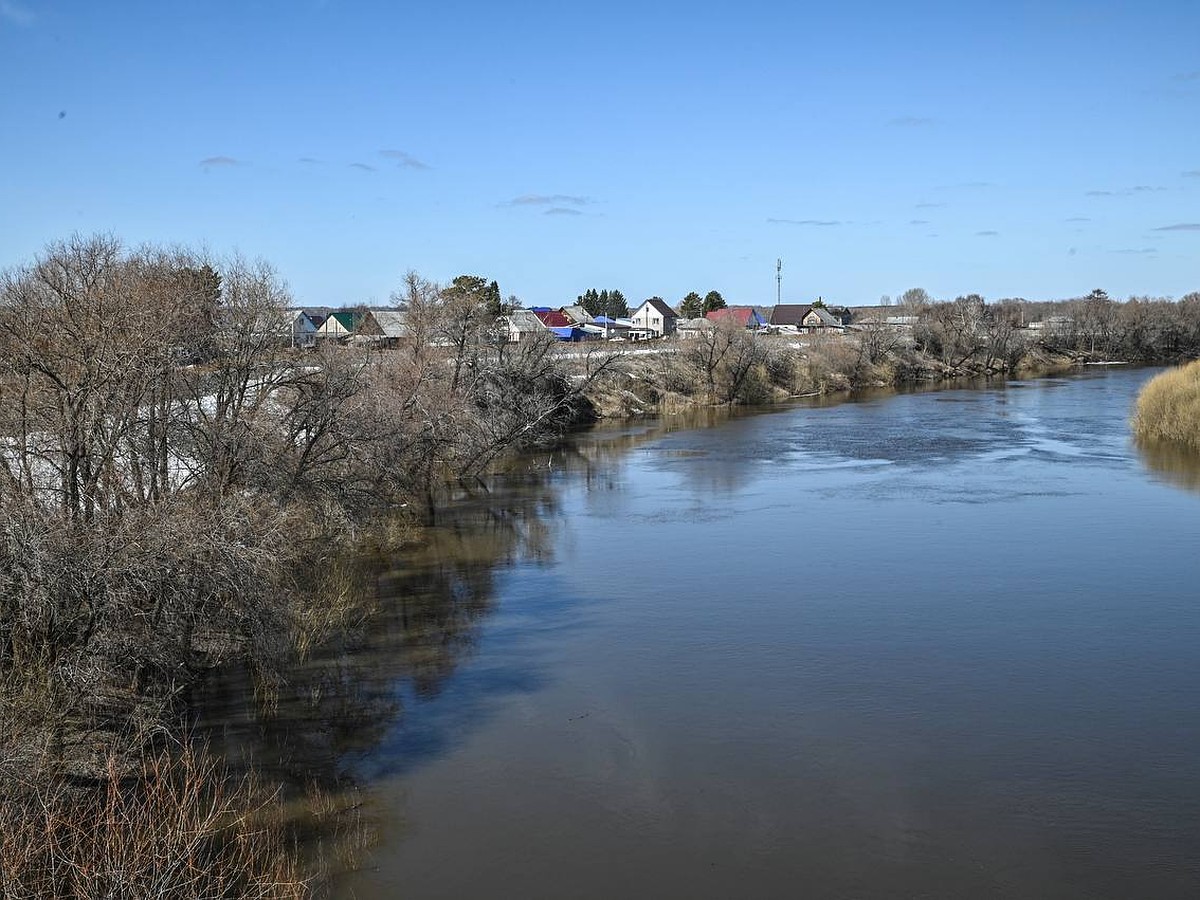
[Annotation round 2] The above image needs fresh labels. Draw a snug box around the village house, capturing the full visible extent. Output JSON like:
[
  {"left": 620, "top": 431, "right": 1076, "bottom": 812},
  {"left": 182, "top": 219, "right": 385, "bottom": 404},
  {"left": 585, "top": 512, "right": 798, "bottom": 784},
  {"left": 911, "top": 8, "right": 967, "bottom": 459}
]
[
  {"left": 353, "top": 309, "right": 409, "bottom": 348},
  {"left": 706, "top": 307, "right": 767, "bottom": 329},
  {"left": 505, "top": 308, "right": 547, "bottom": 342},
  {"left": 316, "top": 310, "right": 359, "bottom": 342},
  {"left": 677, "top": 317, "right": 716, "bottom": 339},
  {"left": 528, "top": 307, "right": 595, "bottom": 340},
  {"left": 282, "top": 309, "right": 319, "bottom": 348},
  {"left": 531, "top": 308, "right": 572, "bottom": 328},
  {"left": 769, "top": 304, "right": 849, "bottom": 333},
  {"left": 768, "top": 304, "right": 813, "bottom": 330},
  {"left": 803, "top": 307, "right": 846, "bottom": 331},
  {"left": 560, "top": 305, "right": 592, "bottom": 326},
  {"left": 591, "top": 315, "right": 633, "bottom": 340},
  {"left": 548, "top": 325, "right": 598, "bottom": 342},
  {"left": 629, "top": 298, "right": 678, "bottom": 337}
]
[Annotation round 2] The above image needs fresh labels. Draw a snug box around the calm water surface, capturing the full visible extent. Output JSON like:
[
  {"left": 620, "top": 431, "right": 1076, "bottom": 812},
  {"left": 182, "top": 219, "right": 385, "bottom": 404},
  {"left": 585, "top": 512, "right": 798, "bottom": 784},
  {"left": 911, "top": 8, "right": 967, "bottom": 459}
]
[{"left": 330, "top": 367, "right": 1200, "bottom": 899}]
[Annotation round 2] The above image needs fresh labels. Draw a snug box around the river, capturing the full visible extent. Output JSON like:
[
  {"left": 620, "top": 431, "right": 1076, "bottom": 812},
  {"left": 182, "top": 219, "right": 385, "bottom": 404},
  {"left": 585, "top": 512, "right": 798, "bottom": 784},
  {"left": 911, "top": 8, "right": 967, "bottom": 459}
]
[{"left": 270, "top": 366, "right": 1200, "bottom": 899}]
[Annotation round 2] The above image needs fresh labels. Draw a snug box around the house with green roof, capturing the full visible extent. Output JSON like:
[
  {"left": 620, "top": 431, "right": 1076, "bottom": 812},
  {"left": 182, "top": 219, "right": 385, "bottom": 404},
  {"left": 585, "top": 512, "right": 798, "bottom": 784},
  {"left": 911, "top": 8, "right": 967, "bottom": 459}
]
[{"left": 316, "top": 310, "right": 359, "bottom": 341}]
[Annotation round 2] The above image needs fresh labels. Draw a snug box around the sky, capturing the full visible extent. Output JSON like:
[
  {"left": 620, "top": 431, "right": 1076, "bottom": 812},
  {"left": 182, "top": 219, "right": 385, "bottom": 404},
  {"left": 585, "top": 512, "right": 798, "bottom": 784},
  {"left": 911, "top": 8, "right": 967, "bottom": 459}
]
[{"left": 2, "top": 0, "right": 1198, "bottom": 308}]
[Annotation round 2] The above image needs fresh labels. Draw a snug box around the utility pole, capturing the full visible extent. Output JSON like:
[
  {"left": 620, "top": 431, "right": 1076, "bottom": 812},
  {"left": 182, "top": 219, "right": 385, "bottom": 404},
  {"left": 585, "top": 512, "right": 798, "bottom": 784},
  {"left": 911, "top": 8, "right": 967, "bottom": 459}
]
[{"left": 776, "top": 258, "right": 782, "bottom": 305}]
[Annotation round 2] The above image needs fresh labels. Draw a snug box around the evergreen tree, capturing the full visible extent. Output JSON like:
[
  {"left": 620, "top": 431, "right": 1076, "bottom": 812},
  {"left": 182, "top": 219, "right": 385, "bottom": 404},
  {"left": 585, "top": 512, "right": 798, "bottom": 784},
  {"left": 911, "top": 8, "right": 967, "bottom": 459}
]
[
  {"left": 447, "top": 275, "right": 505, "bottom": 318},
  {"left": 607, "top": 289, "right": 629, "bottom": 318},
  {"left": 485, "top": 280, "right": 503, "bottom": 317},
  {"left": 578, "top": 288, "right": 601, "bottom": 316},
  {"left": 703, "top": 291, "right": 727, "bottom": 314},
  {"left": 681, "top": 290, "right": 727, "bottom": 318},
  {"left": 679, "top": 291, "right": 704, "bottom": 318},
  {"left": 578, "top": 288, "right": 630, "bottom": 319}
]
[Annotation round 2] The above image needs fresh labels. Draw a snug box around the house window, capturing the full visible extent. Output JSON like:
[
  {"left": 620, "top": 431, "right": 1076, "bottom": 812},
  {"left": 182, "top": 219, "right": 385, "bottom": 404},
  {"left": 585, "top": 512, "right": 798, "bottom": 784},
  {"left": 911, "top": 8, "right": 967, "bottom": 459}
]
[{"left": 653, "top": 317, "right": 660, "bottom": 325}]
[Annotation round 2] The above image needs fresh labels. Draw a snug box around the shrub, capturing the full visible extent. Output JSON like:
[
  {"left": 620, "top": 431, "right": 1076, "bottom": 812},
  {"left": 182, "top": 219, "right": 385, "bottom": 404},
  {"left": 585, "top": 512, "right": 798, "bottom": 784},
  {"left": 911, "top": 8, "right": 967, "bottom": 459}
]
[
  {"left": 1133, "top": 360, "right": 1200, "bottom": 451},
  {"left": 0, "top": 744, "right": 307, "bottom": 900}
]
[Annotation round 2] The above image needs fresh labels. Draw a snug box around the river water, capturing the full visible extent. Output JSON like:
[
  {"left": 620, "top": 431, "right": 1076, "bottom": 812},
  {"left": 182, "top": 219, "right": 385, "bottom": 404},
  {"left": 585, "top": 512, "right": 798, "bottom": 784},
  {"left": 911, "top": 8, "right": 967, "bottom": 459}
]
[{"left": 320, "top": 366, "right": 1200, "bottom": 899}]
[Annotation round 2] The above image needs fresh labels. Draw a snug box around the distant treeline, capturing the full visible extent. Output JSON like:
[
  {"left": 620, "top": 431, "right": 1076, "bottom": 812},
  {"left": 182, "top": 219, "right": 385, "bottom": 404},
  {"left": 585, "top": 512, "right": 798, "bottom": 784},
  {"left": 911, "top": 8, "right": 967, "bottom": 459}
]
[{"left": 884, "top": 288, "right": 1200, "bottom": 363}]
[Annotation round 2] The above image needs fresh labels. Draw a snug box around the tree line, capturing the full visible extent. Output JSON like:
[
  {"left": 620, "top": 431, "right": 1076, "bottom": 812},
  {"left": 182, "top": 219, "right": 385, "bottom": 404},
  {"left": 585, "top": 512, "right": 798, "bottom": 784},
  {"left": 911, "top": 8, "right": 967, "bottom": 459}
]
[{"left": 885, "top": 286, "right": 1200, "bottom": 364}]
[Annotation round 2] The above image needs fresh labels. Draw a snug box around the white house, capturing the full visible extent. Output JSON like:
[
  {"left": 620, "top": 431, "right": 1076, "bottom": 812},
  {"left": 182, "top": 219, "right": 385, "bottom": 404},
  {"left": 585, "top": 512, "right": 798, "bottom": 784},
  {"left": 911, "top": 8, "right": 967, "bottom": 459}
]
[
  {"left": 282, "top": 309, "right": 319, "bottom": 348},
  {"left": 629, "top": 298, "right": 678, "bottom": 337},
  {"left": 316, "top": 311, "right": 358, "bottom": 341},
  {"left": 505, "top": 308, "right": 548, "bottom": 343}
]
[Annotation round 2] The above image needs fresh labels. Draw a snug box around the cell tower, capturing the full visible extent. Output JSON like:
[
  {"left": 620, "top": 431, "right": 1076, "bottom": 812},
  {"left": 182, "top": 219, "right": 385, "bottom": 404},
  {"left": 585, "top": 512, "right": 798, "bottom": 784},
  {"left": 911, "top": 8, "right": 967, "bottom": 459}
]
[{"left": 776, "top": 258, "right": 782, "bottom": 305}]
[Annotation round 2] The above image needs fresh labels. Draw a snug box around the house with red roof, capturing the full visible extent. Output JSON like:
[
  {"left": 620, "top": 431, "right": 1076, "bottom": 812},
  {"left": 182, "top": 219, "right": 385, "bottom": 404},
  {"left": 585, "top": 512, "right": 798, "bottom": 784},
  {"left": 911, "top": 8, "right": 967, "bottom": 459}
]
[
  {"left": 532, "top": 309, "right": 572, "bottom": 328},
  {"left": 706, "top": 307, "right": 767, "bottom": 329}
]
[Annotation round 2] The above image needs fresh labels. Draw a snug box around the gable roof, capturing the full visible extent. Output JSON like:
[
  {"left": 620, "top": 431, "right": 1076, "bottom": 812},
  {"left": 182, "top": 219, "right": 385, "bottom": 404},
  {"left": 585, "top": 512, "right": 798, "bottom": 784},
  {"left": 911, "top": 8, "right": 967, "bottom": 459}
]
[
  {"left": 560, "top": 304, "right": 591, "bottom": 324},
  {"left": 806, "top": 307, "right": 842, "bottom": 327},
  {"left": 706, "top": 307, "right": 764, "bottom": 327},
  {"left": 533, "top": 309, "right": 572, "bottom": 328},
  {"left": 769, "top": 304, "right": 813, "bottom": 326},
  {"left": 284, "top": 309, "right": 318, "bottom": 331},
  {"left": 318, "top": 310, "right": 358, "bottom": 334},
  {"left": 362, "top": 309, "right": 409, "bottom": 338},
  {"left": 507, "top": 308, "right": 545, "bottom": 332},
  {"left": 635, "top": 297, "right": 678, "bottom": 319}
]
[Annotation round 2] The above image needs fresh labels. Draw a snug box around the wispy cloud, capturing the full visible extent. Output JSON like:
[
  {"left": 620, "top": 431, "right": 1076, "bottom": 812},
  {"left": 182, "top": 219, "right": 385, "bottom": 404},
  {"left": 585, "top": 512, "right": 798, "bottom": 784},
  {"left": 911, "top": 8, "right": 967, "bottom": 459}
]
[
  {"left": 976, "top": 230, "right": 999, "bottom": 236},
  {"left": 1088, "top": 185, "right": 1167, "bottom": 197},
  {"left": 767, "top": 218, "right": 841, "bottom": 226},
  {"left": 909, "top": 219, "right": 929, "bottom": 225},
  {"left": 545, "top": 207, "right": 582, "bottom": 216},
  {"left": 1152, "top": 223, "right": 1200, "bottom": 231},
  {"left": 0, "top": 0, "right": 35, "bottom": 26},
  {"left": 915, "top": 202, "right": 946, "bottom": 209},
  {"left": 298, "top": 157, "right": 323, "bottom": 165},
  {"left": 502, "top": 194, "right": 591, "bottom": 207},
  {"left": 1173, "top": 70, "right": 1200, "bottom": 82},
  {"left": 1111, "top": 247, "right": 1158, "bottom": 254},
  {"left": 199, "top": 156, "right": 240, "bottom": 170},
  {"left": 380, "top": 149, "right": 430, "bottom": 170},
  {"left": 1064, "top": 216, "right": 1091, "bottom": 222},
  {"left": 887, "top": 116, "right": 935, "bottom": 127},
  {"left": 349, "top": 162, "right": 376, "bottom": 172},
  {"left": 1184, "top": 170, "right": 1200, "bottom": 177}
]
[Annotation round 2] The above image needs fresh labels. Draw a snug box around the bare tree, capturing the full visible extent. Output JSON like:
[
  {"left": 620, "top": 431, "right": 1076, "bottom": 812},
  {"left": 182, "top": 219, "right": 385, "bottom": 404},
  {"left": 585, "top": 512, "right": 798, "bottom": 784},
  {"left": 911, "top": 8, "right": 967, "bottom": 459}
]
[{"left": 686, "top": 320, "right": 767, "bottom": 403}]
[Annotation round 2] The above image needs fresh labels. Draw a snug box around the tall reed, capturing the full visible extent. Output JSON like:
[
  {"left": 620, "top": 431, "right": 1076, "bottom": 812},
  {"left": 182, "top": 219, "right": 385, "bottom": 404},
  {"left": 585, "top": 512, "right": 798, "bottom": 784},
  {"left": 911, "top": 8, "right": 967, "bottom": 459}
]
[
  {"left": 0, "top": 743, "right": 308, "bottom": 900},
  {"left": 1133, "top": 360, "right": 1200, "bottom": 451}
]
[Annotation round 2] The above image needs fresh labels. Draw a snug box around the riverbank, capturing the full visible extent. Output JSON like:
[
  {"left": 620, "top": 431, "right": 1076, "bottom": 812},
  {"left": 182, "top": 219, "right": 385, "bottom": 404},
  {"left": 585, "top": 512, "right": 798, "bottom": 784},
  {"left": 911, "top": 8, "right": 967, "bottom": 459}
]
[
  {"left": 583, "top": 331, "right": 1089, "bottom": 418},
  {"left": 1133, "top": 358, "right": 1200, "bottom": 451}
]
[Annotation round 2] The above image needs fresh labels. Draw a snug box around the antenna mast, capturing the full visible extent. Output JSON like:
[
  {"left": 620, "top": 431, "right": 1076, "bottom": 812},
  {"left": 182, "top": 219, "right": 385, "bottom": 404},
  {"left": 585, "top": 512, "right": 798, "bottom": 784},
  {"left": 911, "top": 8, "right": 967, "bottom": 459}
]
[{"left": 776, "top": 258, "right": 782, "bottom": 305}]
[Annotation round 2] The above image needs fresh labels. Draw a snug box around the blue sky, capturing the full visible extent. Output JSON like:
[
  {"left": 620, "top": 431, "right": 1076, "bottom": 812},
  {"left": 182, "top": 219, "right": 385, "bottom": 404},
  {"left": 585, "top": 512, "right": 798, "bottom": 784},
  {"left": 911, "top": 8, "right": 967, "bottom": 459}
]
[{"left": 2, "top": 0, "right": 1198, "bottom": 308}]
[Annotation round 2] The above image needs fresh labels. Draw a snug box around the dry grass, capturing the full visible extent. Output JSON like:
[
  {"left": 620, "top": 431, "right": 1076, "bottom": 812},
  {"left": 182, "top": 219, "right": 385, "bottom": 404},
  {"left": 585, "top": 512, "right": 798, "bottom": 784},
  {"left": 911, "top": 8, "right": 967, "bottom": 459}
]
[
  {"left": 1133, "top": 360, "right": 1200, "bottom": 451},
  {"left": 0, "top": 743, "right": 309, "bottom": 900}
]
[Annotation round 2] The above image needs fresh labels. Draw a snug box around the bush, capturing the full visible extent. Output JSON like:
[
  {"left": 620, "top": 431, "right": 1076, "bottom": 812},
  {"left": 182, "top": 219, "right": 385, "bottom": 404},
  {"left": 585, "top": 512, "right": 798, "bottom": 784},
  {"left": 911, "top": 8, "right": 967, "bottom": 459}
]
[
  {"left": 1133, "top": 360, "right": 1200, "bottom": 451},
  {"left": 0, "top": 743, "right": 306, "bottom": 900}
]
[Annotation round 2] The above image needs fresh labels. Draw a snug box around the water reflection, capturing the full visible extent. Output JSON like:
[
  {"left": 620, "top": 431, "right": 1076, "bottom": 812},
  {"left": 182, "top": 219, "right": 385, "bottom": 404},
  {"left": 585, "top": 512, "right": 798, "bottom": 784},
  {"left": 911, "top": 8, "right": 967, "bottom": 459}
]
[
  {"left": 1136, "top": 438, "right": 1200, "bottom": 493},
  {"left": 193, "top": 417, "right": 686, "bottom": 880}
]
